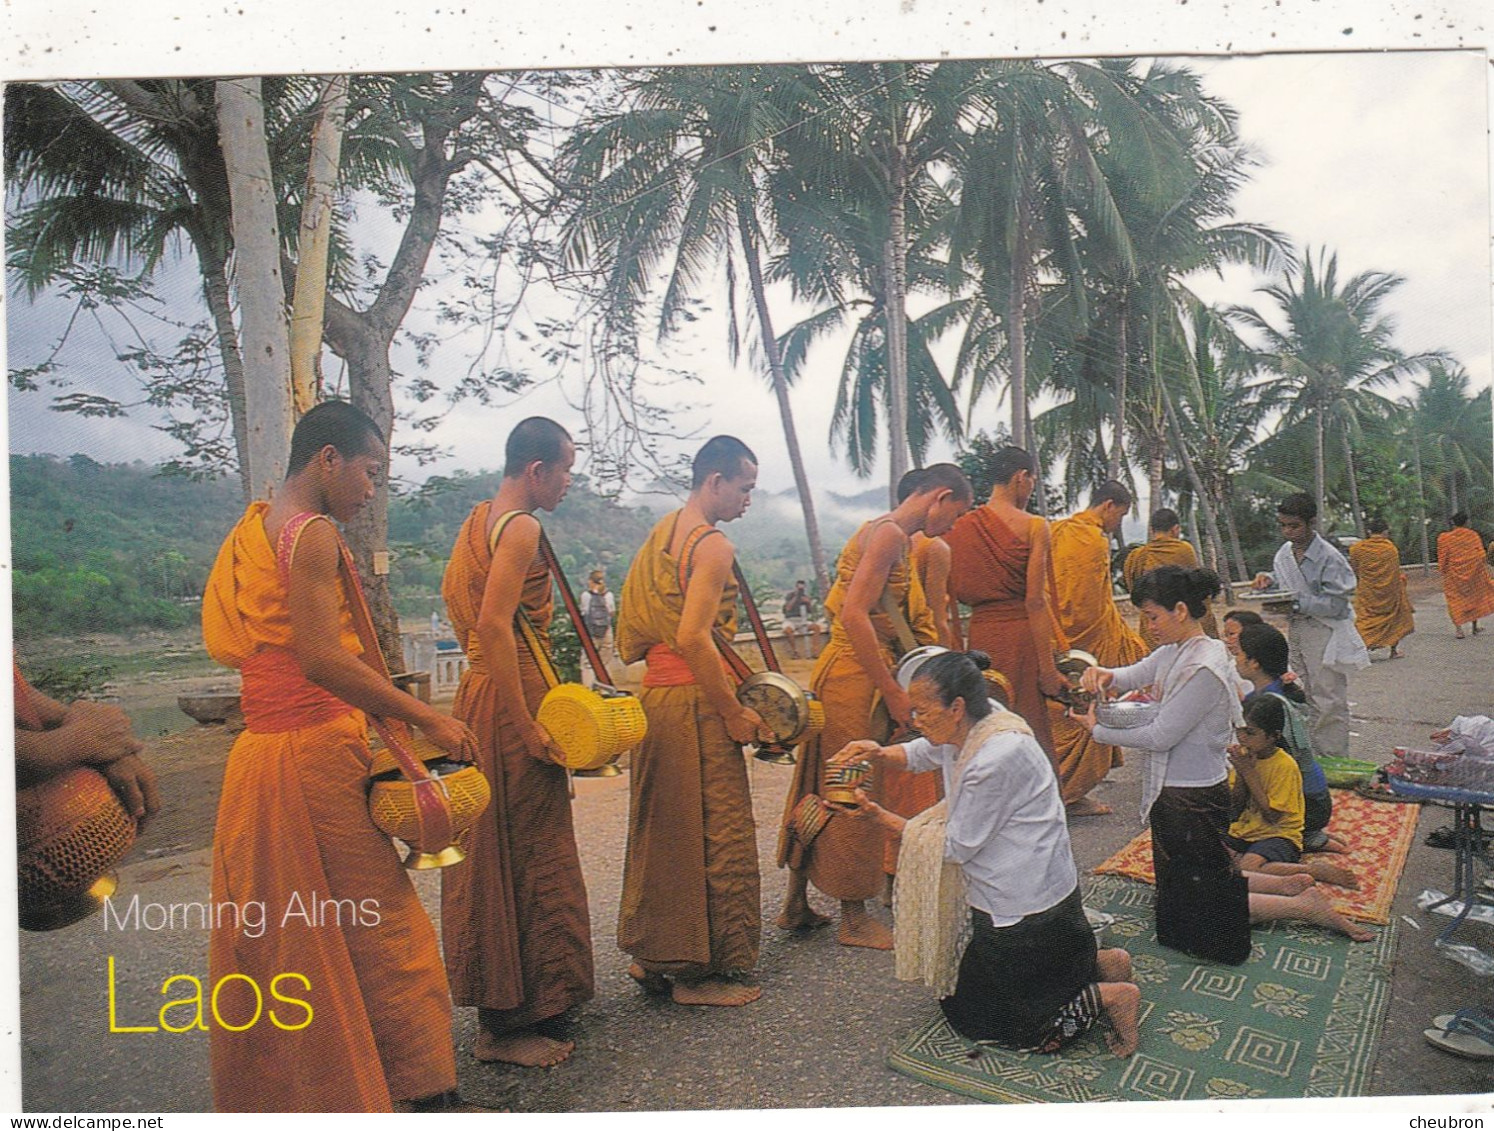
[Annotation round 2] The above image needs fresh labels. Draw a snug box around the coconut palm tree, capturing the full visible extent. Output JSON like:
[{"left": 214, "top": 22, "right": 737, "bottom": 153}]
[
  {"left": 560, "top": 64, "right": 837, "bottom": 593},
  {"left": 1228, "top": 248, "right": 1445, "bottom": 526},
  {"left": 1407, "top": 363, "right": 1493, "bottom": 519}
]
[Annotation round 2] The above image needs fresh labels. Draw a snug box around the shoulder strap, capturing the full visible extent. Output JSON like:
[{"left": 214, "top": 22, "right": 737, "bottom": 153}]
[
  {"left": 674, "top": 524, "right": 754, "bottom": 685},
  {"left": 486, "top": 509, "right": 562, "bottom": 690}
]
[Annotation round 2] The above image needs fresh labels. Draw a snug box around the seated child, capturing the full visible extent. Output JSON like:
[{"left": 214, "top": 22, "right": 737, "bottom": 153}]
[
  {"left": 1228, "top": 695, "right": 1357, "bottom": 890},
  {"left": 1235, "top": 622, "right": 1344, "bottom": 854}
]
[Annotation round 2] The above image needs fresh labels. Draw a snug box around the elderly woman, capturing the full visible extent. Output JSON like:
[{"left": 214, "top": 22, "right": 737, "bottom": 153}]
[
  {"left": 830, "top": 651, "right": 1140, "bottom": 1057},
  {"left": 1072, "top": 566, "right": 1372, "bottom": 964}
]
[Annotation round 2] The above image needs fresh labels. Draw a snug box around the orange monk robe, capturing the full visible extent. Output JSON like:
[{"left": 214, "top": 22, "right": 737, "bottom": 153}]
[
  {"left": 945, "top": 508, "right": 1057, "bottom": 762},
  {"left": 202, "top": 503, "right": 455, "bottom": 1113},
  {"left": 778, "top": 521, "right": 936, "bottom": 899},
  {"left": 1348, "top": 533, "right": 1415, "bottom": 650},
  {"left": 1122, "top": 534, "right": 1220, "bottom": 648},
  {"left": 1437, "top": 526, "right": 1494, "bottom": 625},
  {"left": 1048, "top": 511, "right": 1149, "bottom": 805},
  {"left": 440, "top": 502, "right": 594, "bottom": 1029},
  {"left": 615, "top": 513, "right": 760, "bottom": 978},
  {"left": 880, "top": 533, "right": 949, "bottom": 873}
]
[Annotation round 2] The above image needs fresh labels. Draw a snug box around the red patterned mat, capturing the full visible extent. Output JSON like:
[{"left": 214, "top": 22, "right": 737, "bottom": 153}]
[{"left": 1093, "top": 788, "right": 1421, "bottom": 924}]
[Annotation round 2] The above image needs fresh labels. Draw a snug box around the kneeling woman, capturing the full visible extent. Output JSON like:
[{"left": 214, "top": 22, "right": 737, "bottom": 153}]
[{"left": 828, "top": 651, "right": 1140, "bottom": 1057}]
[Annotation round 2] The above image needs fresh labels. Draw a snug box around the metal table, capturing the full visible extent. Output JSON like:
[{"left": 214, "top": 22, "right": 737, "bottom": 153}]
[{"left": 1388, "top": 775, "right": 1494, "bottom": 943}]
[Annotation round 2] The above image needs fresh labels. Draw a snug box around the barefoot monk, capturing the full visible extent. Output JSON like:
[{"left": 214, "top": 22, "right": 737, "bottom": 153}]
[
  {"left": 441, "top": 417, "right": 594, "bottom": 1067},
  {"left": 615, "top": 436, "right": 774, "bottom": 1006}
]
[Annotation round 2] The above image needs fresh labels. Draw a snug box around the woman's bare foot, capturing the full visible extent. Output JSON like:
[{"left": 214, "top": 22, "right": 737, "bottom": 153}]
[
  {"left": 671, "top": 978, "right": 761, "bottom": 1007},
  {"left": 1297, "top": 887, "right": 1375, "bottom": 941},
  {"left": 1097, "top": 982, "right": 1141, "bottom": 1057},
  {"left": 1246, "top": 871, "right": 1314, "bottom": 896},
  {"left": 1455, "top": 629, "right": 1467, "bottom": 640},
  {"left": 474, "top": 1028, "right": 575, "bottom": 1067},
  {"left": 838, "top": 901, "right": 893, "bottom": 949},
  {"left": 1066, "top": 796, "right": 1112, "bottom": 817},
  {"left": 628, "top": 962, "right": 671, "bottom": 995},
  {"left": 1305, "top": 858, "right": 1359, "bottom": 889},
  {"left": 1096, "top": 948, "right": 1132, "bottom": 982}
]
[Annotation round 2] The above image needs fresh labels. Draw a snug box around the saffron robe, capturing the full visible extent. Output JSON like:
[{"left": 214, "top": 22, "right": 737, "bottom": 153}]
[
  {"left": 440, "top": 502, "right": 594, "bottom": 1028},
  {"left": 203, "top": 502, "right": 455, "bottom": 1112},
  {"left": 1122, "top": 534, "right": 1219, "bottom": 647},
  {"left": 778, "top": 520, "right": 936, "bottom": 900},
  {"left": 1437, "top": 526, "right": 1494, "bottom": 626},
  {"left": 615, "top": 512, "right": 760, "bottom": 978},
  {"left": 1348, "top": 533, "right": 1415, "bottom": 650},
  {"left": 882, "top": 533, "right": 950, "bottom": 873},
  {"left": 1047, "top": 511, "right": 1149, "bottom": 805},
  {"left": 946, "top": 507, "right": 1057, "bottom": 763}
]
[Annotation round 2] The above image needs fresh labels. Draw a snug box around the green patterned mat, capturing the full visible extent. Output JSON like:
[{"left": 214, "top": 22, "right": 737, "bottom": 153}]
[{"left": 887, "top": 875, "right": 1398, "bottom": 1104}]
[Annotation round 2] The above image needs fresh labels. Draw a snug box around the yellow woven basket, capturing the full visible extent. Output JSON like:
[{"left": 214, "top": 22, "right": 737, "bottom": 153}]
[
  {"left": 367, "top": 760, "right": 491, "bottom": 869},
  {"left": 537, "top": 683, "right": 648, "bottom": 771},
  {"left": 17, "top": 767, "right": 136, "bottom": 931}
]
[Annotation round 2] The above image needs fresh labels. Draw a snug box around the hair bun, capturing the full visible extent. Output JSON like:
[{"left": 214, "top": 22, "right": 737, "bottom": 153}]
[{"left": 964, "top": 649, "right": 992, "bottom": 671}]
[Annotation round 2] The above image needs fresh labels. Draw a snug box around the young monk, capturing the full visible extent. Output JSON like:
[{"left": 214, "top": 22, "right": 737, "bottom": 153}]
[
  {"left": 616, "top": 435, "right": 775, "bottom": 1006},
  {"left": 1124, "top": 508, "right": 1220, "bottom": 646},
  {"left": 1046, "top": 481, "right": 1151, "bottom": 816},
  {"left": 1437, "top": 512, "right": 1494, "bottom": 638},
  {"left": 1348, "top": 517, "right": 1415, "bottom": 658},
  {"left": 777, "top": 464, "right": 973, "bottom": 949},
  {"left": 945, "top": 447, "right": 1066, "bottom": 765},
  {"left": 203, "top": 401, "right": 482, "bottom": 1112},
  {"left": 441, "top": 417, "right": 594, "bottom": 1067}
]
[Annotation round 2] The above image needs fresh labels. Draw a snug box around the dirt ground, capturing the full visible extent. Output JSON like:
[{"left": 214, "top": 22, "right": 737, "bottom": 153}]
[{"left": 15, "top": 574, "right": 1494, "bottom": 1112}]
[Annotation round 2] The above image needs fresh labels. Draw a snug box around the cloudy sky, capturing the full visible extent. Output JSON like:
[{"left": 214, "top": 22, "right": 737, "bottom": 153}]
[{"left": 4, "top": 13, "right": 1491, "bottom": 511}]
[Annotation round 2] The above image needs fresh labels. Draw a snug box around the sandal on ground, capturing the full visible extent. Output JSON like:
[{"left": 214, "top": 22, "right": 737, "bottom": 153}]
[
  {"left": 1424, "top": 1009, "right": 1494, "bottom": 1061},
  {"left": 1355, "top": 780, "right": 1418, "bottom": 803},
  {"left": 1426, "top": 826, "right": 1493, "bottom": 851}
]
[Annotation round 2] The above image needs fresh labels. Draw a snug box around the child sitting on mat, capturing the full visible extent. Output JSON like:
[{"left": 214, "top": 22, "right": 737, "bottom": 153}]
[
  {"left": 1228, "top": 696, "right": 1358, "bottom": 891},
  {"left": 1235, "top": 622, "right": 1346, "bottom": 854}
]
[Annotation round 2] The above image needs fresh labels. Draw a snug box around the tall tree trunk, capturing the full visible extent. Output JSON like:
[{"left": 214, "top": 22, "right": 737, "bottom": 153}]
[
  {"left": 198, "top": 253, "right": 252, "bottom": 499},
  {"left": 1160, "top": 382, "right": 1230, "bottom": 585},
  {"left": 289, "top": 75, "right": 349, "bottom": 417},
  {"left": 883, "top": 140, "right": 911, "bottom": 506},
  {"left": 1221, "top": 488, "right": 1250, "bottom": 583},
  {"left": 735, "top": 199, "right": 830, "bottom": 599},
  {"left": 1109, "top": 292, "right": 1127, "bottom": 482},
  {"left": 1342, "top": 417, "right": 1365, "bottom": 538},
  {"left": 1314, "top": 406, "right": 1327, "bottom": 525},
  {"left": 1009, "top": 168, "right": 1030, "bottom": 455},
  {"left": 1026, "top": 420, "right": 1047, "bottom": 518},
  {"left": 1185, "top": 501, "right": 1203, "bottom": 568},
  {"left": 1147, "top": 436, "right": 1165, "bottom": 519},
  {"left": 1411, "top": 429, "right": 1431, "bottom": 574},
  {"left": 216, "top": 77, "right": 293, "bottom": 501}
]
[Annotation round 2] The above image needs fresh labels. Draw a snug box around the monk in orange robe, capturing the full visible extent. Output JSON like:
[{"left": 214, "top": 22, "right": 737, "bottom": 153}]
[
  {"left": 1348, "top": 518, "right": 1415, "bottom": 657},
  {"left": 1047, "top": 481, "right": 1149, "bottom": 815},
  {"left": 616, "top": 436, "right": 774, "bottom": 1006},
  {"left": 946, "top": 447, "right": 1066, "bottom": 765},
  {"left": 1123, "top": 508, "right": 1219, "bottom": 647},
  {"left": 441, "top": 417, "right": 593, "bottom": 1068},
  {"left": 203, "top": 402, "right": 477, "bottom": 1112},
  {"left": 777, "top": 465, "right": 971, "bottom": 949},
  {"left": 877, "top": 471, "right": 957, "bottom": 882},
  {"left": 1437, "top": 512, "right": 1494, "bottom": 637}
]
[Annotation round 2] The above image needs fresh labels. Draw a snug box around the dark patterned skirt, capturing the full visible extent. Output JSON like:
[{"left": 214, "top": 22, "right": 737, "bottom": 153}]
[
  {"left": 940, "top": 887, "right": 1101, "bottom": 1049},
  {"left": 1150, "top": 782, "right": 1252, "bottom": 965}
]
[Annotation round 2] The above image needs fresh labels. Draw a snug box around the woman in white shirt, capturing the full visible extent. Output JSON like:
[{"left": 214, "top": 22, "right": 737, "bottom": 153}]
[
  {"left": 1071, "top": 566, "right": 1372, "bottom": 962},
  {"left": 830, "top": 651, "right": 1140, "bottom": 1057}
]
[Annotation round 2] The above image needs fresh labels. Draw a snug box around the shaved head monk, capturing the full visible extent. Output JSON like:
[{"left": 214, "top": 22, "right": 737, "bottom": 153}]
[
  {"left": 1437, "top": 512, "right": 1494, "bottom": 638},
  {"left": 777, "top": 464, "right": 972, "bottom": 949},
  {"left": 1124, "top": 509, "right": 1220, "bottom": 647},
  {"left": 615, "top": 435, "right": 775, "bottom": 1006},
  {"left": 203, "top": 401, "right": 480, "bottom": 1112},
  {"left": 1348, "top": 517, "right": 1415, "bottom": 658},
  {"left": 1044, "top": 481, "right": 1150, "bottom": 816},
  {"left": 945, "top": 447, "right": 1066, "bottom": 770},
  {"left": 440, "top": 416, "right": 594, "bottom": 1067}
]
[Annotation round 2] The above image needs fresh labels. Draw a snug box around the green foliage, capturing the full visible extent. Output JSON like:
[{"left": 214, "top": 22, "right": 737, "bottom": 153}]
[{"left": 28, "top": 660, "right": 115, "bottom": 700}]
